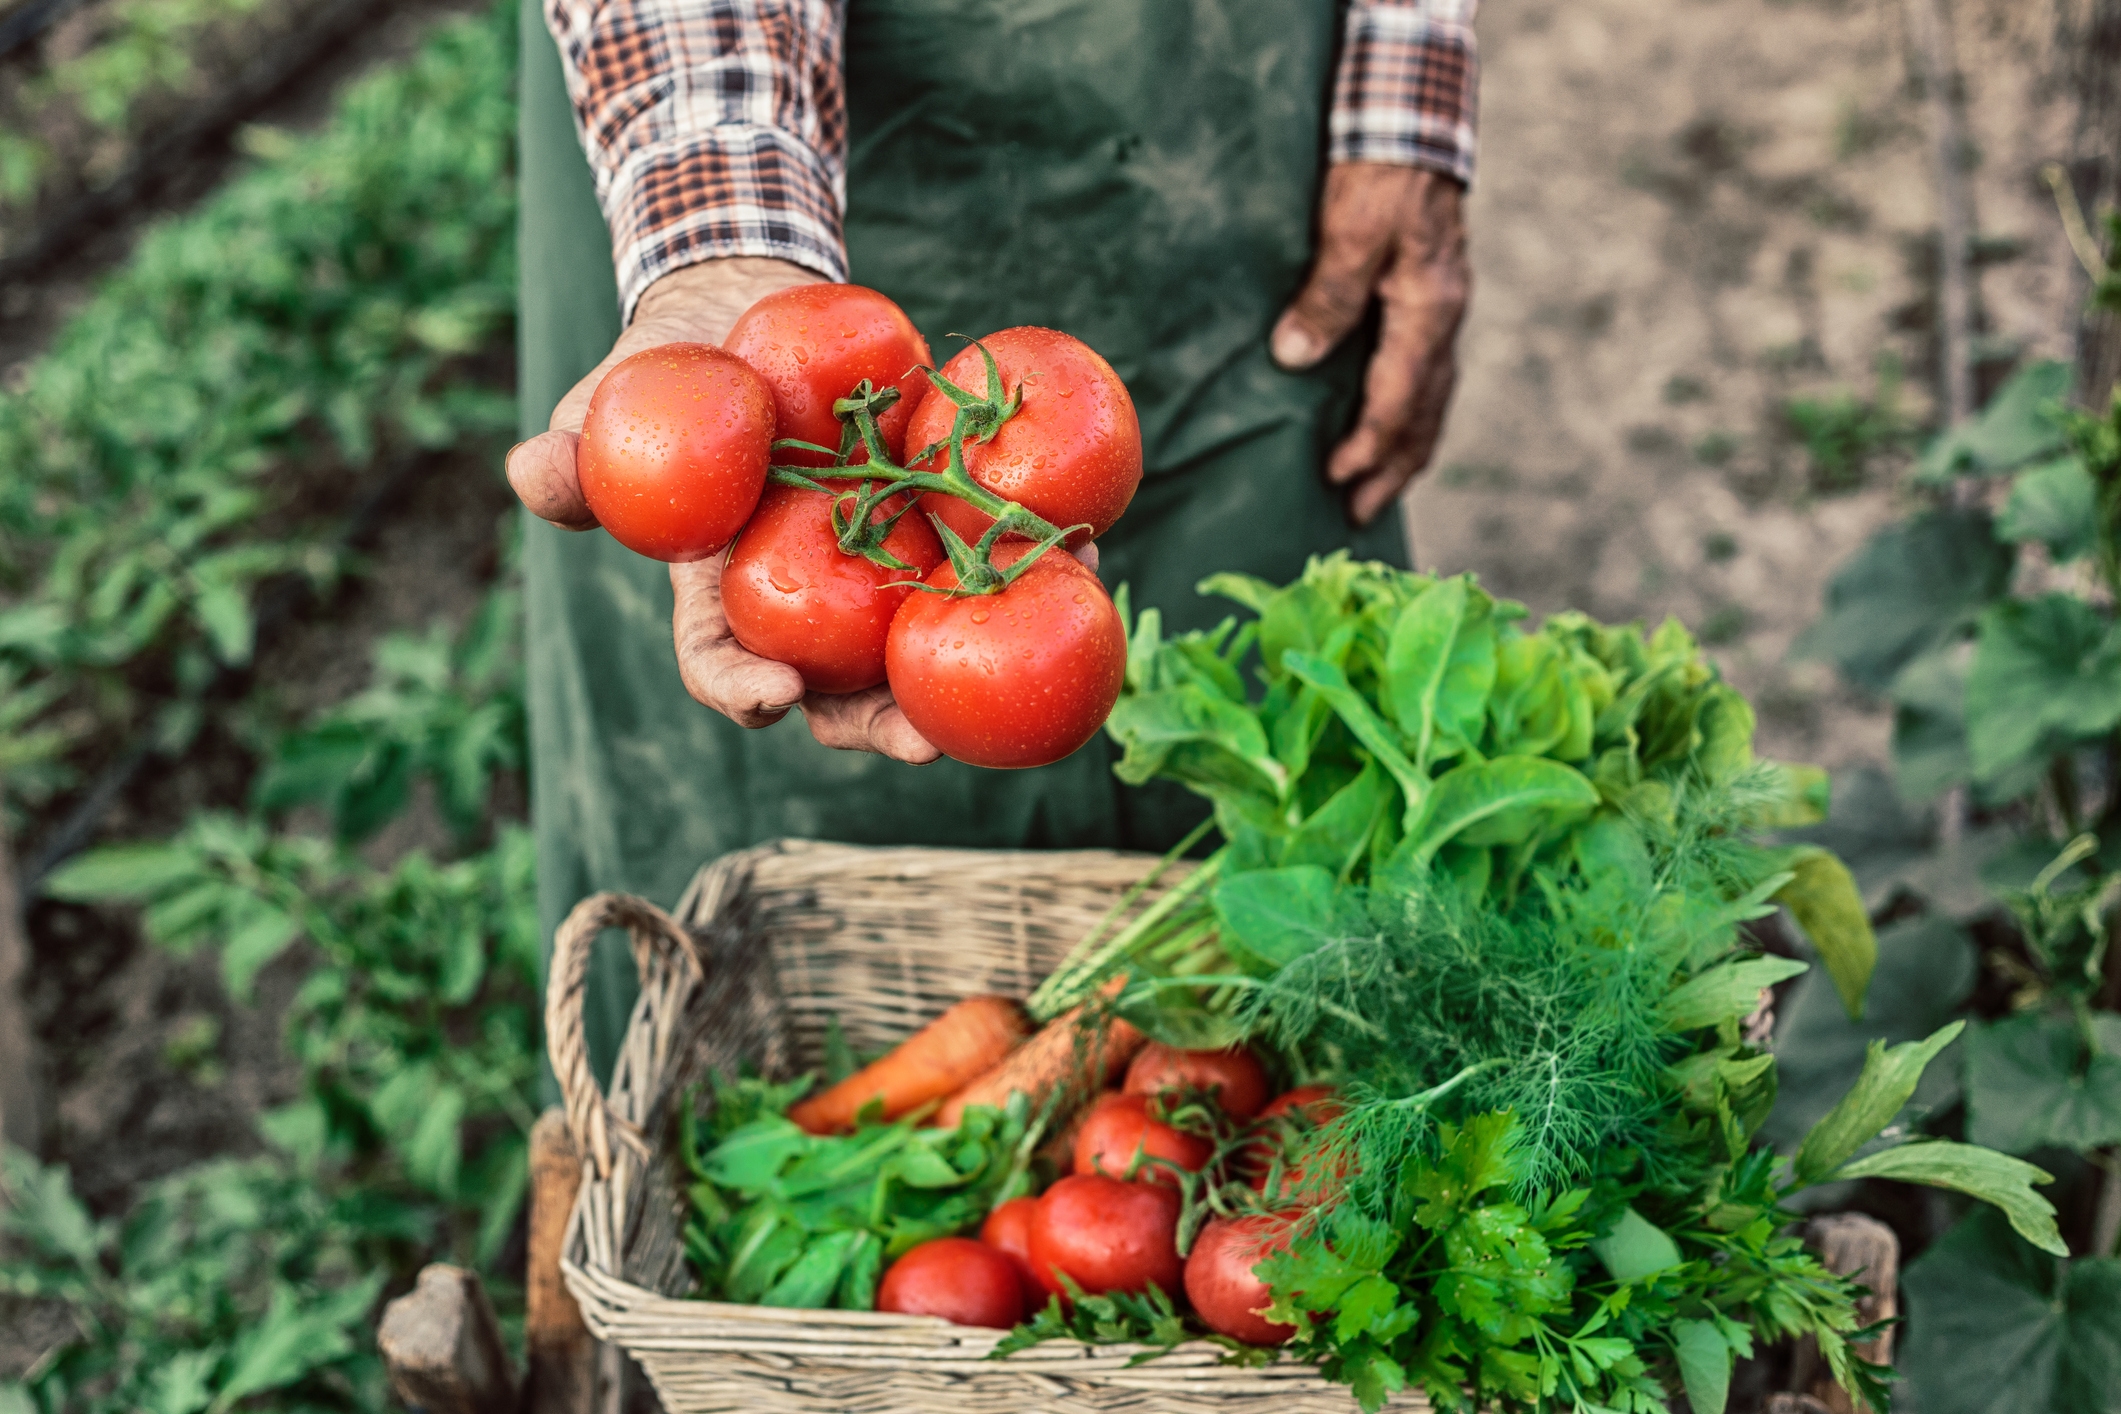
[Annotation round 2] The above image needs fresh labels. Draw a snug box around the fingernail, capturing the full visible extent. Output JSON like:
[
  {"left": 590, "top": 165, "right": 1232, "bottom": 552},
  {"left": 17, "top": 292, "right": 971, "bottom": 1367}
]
[{"left": 1271, "top": 322, "right": 1320, "bottom": 369}]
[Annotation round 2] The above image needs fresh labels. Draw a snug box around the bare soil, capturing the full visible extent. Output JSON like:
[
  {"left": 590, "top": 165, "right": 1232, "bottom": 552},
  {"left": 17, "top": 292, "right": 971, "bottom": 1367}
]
[{"left": 1412, "top": 0, "right": 2088, "bottom": 775}]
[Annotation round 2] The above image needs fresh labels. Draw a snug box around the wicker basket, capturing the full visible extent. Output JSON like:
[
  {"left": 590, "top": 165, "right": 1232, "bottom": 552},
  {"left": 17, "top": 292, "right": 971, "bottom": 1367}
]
[{"left": 547, "top": 838, "right": 1428, "bottom": 1414}]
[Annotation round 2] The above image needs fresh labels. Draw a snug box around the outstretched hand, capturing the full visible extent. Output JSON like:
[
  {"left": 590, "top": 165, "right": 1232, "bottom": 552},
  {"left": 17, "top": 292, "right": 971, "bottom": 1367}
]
[
  {"left": 1271, "top": 164, "right": 1470, "bottom": 526},
  {"left": 505, "top": 257, "right": 945, "bottom": 764}
]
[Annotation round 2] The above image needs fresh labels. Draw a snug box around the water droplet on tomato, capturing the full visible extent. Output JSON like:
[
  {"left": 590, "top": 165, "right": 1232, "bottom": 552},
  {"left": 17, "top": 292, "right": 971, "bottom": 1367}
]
[
  {"left": 1057, "top": 386, "right": 1074, "bottom": 397},
  {"left": 768, "top": 562, "right": 806, "bottom": 594},
  {"left": 953, "top": 640, "right": 965, "bottom": 649},
  {"left": 795, "top": 348, "right": 810, "bottom": 365},
  {"left": 969, "top": 609, "right": 989, "bottom": 624},
  {"left": 1073, "top": 593, "right": 1087, "bottom": 604}
]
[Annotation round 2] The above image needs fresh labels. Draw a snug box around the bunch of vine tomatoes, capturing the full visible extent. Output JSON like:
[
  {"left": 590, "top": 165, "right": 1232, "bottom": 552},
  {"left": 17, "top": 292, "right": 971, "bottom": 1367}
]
[{"left": 574, "top": 283, "right": 1142, "bottom": 770}]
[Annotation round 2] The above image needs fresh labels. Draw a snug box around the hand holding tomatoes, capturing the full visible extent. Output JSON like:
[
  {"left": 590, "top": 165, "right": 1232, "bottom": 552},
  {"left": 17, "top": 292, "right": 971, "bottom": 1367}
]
[{"left": 514, "top": 271, "right": 1142, "bottom": 770}]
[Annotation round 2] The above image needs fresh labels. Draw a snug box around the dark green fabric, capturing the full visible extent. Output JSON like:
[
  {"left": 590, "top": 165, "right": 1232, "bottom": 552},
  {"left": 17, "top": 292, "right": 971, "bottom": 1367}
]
[{"left": 520, "top": 0, "right": 1406, "bottom": 1080}]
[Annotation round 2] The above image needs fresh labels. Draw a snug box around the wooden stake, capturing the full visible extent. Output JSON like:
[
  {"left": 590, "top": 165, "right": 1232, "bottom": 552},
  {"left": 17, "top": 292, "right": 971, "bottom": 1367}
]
[
  {"left": 377, "top": 1265, "right": 518, "bottom": 1414},
  {"left": 1788, "top": 1214, "right": 1900, "bottom": 1414},
  {"left": 1903, "top": 0, "right": 1976, "bottom": 427},
  {"left": 527, "top": 1108, "right": 598, "bottom": 1414}
]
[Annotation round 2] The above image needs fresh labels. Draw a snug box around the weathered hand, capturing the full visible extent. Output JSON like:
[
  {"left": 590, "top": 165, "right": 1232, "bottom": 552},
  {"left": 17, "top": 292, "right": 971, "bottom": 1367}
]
[
  {"left": 1271, "top": 164, "right": 1470, "bottom": 525},
  {"left": 504, "top": 257, "right": 944, "bottom": 764}
]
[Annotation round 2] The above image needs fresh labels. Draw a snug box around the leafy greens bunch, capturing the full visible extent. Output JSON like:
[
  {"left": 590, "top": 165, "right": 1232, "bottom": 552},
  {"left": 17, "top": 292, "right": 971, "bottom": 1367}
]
[
  {"left": 1031, "top": 557, "right": 1873, "bottom": 1028},
  {"left": 1228, "top": 783, "right": 2064, "bottom": 1414},
  {"left": 1003, "top": 558, "right": 2068, "bottom": 1412},
  {"left": 679, "top": 1076, "right": 1037, "bottom": 1311}
]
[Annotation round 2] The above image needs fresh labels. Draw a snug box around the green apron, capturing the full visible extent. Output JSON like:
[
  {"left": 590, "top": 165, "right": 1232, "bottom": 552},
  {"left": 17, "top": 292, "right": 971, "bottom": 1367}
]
[{"left": 520, "top": 0, "right": 1408, "bottom": 1075}]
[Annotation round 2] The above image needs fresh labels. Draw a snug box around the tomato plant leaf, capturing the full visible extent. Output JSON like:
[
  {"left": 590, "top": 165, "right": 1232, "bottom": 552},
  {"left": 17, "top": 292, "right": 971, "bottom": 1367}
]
[
  {"left": 1793, "top": 1022, "right": 1963, "bottom": 1185},
  {"left": 1965, "top": 1010, "right": 2121, "bottom": 1155},
  {"left": 41, "top": 842, "right": 202, "bottom": 902},
  {"left": 1901, "top": 1208, "right": 2121, "bottom": 1414},
  {"left": 220, "top": 903, "right": 301, "bottom": 1002},
  {"left": 1772, "top": 846, "right": 1876, "bottom": 1019}
]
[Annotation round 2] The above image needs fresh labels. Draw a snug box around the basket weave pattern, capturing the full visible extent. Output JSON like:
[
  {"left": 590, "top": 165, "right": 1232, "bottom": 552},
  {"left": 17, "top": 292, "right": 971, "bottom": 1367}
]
[{"left": 549, "top": 839, "right": 1427, "bottom": 1413}]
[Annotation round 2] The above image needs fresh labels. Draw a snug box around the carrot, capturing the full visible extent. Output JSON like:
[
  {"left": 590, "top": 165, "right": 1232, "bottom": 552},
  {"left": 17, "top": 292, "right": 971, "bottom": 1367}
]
[
  {"left": 933, "top": 1000, "right": 1145, "bottom": 1130},
  {"left": 788, "top": 995, "right": 1029, "bottom": 1135}
]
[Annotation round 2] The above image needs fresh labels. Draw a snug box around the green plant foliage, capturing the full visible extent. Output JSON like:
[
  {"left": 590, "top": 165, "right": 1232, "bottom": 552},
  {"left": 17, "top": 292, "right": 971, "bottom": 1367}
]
[
  {"left": 1901, "top": 1209, "right": 2121, "bottom": 1414},
  {"left": 1782, "top": 369, "right": 1910, "bottom": 494},
  {"left": 1067, "top": 557, "right": 1875, "bottom": 1025},
  {"left": 1765, "top": 915, "right": 1976, "bottom": 1151},
  {"left": 1965, "top": 1011, "right": 2121, "bottom": 1155},
  {"left": 45, "top": 816, "right": 541, "bottom": 1249},
  {"left": 680, "top": 1083, "right": 1037, "bottom": 1309},
  {"left": 1793, "top": 507, "right": 2011, "bottom": 694},
  {"left": 252, "top": 584, "right": 524, "bottom": 842},
  {"left": 0, "top": 0, "right": 517, "bottom": 819},
  {"left": 1, "top": 1148, "right": 409, "bottom": 1414},
  {"left": 1915, "top": 361, "right": 2075, "bottom": 483}
]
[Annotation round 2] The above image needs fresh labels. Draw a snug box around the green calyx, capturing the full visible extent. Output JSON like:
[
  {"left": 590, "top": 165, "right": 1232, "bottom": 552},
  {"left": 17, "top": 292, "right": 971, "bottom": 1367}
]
[{"left": 762, "top": 339, "right": 1074, "bottom": 596}]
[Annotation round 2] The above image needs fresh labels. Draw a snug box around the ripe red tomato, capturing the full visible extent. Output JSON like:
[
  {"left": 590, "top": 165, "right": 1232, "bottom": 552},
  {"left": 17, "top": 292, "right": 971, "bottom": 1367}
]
[
  {"left": 578, "top": 343, "right": 774, "bottom": 562},
  {"left": 1027, "top": 1173, "right": 1183, "bottom": 1299},
  {"left": 884, "top": 543, "right": 1125, "bottom": 769},
  {"left": 906, "top": 327, "right": 1141, "bottom": 547},
  {"left": 980, "top": 1196, "right": 1049, "bottom": 1310},
  {"left": 1123, "top": 1044, "right": 1273, "bottom": 1121},
  {"left": 1242, "top": 1085, "right": 1346, "bottom": 1189},
  {"left": 874, "top": 1237, "right": 1025, "bottom": 1329},
  {"left": 1073, "top": 1092, "right": 1213, "bottom": 1186},
  {"left": 723, "top": 284, "right": 932, "bottom": 466},
  {"left": 1184, "top": 1214, "right": 1299, "bottom": 1346},
  {"left": 721, "top": 484, "right": 945, "bottom": 694}
]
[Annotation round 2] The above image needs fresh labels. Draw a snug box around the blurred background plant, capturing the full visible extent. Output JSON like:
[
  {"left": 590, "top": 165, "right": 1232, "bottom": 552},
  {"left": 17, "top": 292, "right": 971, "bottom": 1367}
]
[{"left": 0, "top": 0, "right": 2117, "bottom": 1410}]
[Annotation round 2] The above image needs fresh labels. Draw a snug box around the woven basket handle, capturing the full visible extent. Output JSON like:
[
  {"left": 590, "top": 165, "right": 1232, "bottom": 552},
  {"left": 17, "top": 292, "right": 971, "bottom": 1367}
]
[{"left": 545, "top": 891, "right": 702, "bottom": 1181}]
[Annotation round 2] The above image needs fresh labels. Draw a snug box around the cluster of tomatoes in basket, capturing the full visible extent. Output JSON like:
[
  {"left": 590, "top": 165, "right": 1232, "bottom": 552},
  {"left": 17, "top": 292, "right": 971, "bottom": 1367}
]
[
  {"left": 871, "top": 1040, "right": 1344, "bottom": 1343},
  {"left": 575, "top": 284, "right": 1143, "bottom": 769}
]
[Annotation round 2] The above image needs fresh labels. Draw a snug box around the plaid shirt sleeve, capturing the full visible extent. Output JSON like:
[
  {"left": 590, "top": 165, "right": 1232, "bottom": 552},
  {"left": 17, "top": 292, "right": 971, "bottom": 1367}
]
[
  {"left": 544, "top": 0, "right": 848, "bottom": 323},
  {"left": 547, "top": 0, "right": 1479, "bottom": 323},
  {"left": 1330, "top": 0, "right": 1480, "bottom": 186}
]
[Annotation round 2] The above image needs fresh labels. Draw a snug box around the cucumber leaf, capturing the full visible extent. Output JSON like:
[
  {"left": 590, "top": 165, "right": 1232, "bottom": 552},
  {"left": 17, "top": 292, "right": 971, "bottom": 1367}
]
[{"left": 1902, "top": 1209, "right": 2120, "bottom": 1414}]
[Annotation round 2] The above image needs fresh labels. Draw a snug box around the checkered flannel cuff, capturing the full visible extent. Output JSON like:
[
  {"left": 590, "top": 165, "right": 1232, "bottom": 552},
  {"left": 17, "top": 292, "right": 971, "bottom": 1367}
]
[
  {"left": 605, "top": 127, "right": 848, "bottom": 324},
  {"left": 1330, "top": 0, "right": 1480, "bottom": 186}
]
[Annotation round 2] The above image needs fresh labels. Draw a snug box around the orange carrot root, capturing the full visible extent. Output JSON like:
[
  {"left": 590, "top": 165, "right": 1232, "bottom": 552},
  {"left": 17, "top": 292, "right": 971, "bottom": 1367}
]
[
  {"left": 789, "top": 995, "right": 1029, "bottom": 1135},
  {"left": 933, "top": 1001, "right": 1145, "bottom": 1130}
]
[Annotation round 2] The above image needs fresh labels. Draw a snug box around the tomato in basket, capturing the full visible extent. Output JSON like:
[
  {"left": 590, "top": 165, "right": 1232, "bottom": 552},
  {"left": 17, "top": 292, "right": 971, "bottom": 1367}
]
[
  {"left": 1073, "top": 1091, "right": 1212, "bottom": 1186},
  {"left": 979, "top": 1196, "right": 1049, "bottom": 1309},
  {"left": 875, "top": 1237, "right": 1025, "bottom": 1329},
  {"left": 1123, "top": 1042, "right": 1272, "bottom": 1121},
  {"left": 1184, "top": 1213, "right": 1299, "bottom": 1346},
  {"left": 1026, "top": 1173, "right": 1183, "bottom": 1300}
]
